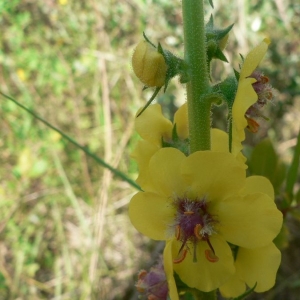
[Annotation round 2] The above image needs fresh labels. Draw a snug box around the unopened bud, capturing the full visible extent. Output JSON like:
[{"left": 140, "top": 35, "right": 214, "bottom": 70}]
[{"left": 132, "top": 41, "right": 167, "bottom": 87}]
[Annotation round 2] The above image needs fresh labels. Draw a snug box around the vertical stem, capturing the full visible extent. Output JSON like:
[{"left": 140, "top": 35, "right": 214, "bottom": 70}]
[
  {"left": 182, "top": 0, "right": 211, "bottom": 152},
  {"left": 182, "top": 1, "right": 216, "bottom": 299}
]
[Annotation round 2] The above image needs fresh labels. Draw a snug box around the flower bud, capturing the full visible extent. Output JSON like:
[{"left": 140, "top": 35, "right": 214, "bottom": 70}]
[
  {"left": 135, "top": 257, "right": 169, "bottom": 300},
  {"left": 205, "top": 15, "right": 234, "bottom": 63},
  {"left": 132, "top": 41, "right": 167, "bottom": 87}
]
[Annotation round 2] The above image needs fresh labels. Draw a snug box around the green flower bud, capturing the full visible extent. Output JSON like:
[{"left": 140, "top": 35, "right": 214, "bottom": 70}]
[{"left": 205, "top": 15, "right": 234, "bottom": 63}]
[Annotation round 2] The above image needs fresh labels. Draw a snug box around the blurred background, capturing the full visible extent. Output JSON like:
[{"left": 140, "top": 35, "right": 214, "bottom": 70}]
[{"left": 0, "top": 0, "right": 299, "bottom": 299}]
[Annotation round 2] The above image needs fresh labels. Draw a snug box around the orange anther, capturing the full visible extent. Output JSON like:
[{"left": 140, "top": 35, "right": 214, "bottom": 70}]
[
  {"left": 137, "top": 270, "right": 147, "bottom": 280},
  {"left": 175, "top": 225, "right": 181, "bottom": 240},
  {"left": 266, "top": 91, "right": 273, "bottom": 100},
  {"left": 205, "top": 249, "right": 219, "bottom": 263},
  {"left": 184, "top": 211, "right": 194, "bottom": 215},
  {"left": 194, "top": 224, "right": 203, "bottom": 240},
  {"left": 173, "top": 249, "right": 188, "bottom": 264},
  {"left": 246, "top": 117, "right": 259, "bottom": 133},
  {"left": 261, "top": 76, "right": 269, "bottom": 84}
]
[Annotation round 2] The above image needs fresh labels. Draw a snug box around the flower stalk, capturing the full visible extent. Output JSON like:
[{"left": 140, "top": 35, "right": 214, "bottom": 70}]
[
  {"left": 181, "top": 2, "right": 218, "bottom": 299},
  {"left": 182, "top": 0, "right": 211, "bottom": 152}
]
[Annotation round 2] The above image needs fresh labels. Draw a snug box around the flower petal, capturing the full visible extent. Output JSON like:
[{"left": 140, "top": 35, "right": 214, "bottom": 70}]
[
  {"left": 231, "top": 39, "right": 270, "bottom": 159},
  {"left": 240, "top": 39, "right": 270, "bottom": 79},
  {"left": 236, "top": 243, "right": 281, "bottom": 292},
  {"left": 211, "top": 128, "right": 229, "bottom": 152},
  {"left": 135, "top": 103, "right": 172, "bottom": 146},
  {"left": 231, "top": 78, "right": 257, "bottom": 158},
  {"left": 164, "top": 241, "right": 179, "bottom": 300},
  {"left": 174, "top": 103, "right": 188, "bottom": 140},
  {"left": 131, "top": 140, "right": 160, "bottom": 191},
  {"left": 172, "top": 236, "right": 235, "bottom": 292},
  {"left": 233, "top": 79, "right": 257, "bottom": 138},
  {"left": 219, "top": 274, "right": 246, "bottom": 298},
  {"left": 241, "top": 175, "right": 274, "bottom": 199},
  {"left": 217, "top": 194, "right": 283, "bottom": 248},
  {"left": 149, "top": 148, "right": 187, "bottom": 197},
  {"left": 210, "top": 129, "right": 247, "bottom": 166},
  {"left": 129, "top": 192, "right": 174, "bottom": 240},
  {"left": 181, "top": 151, "right": 246, "bottom": 201}
]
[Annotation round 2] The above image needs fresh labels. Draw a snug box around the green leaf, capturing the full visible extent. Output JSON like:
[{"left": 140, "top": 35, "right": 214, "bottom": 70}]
[
  {"left": 158, "top": 44, "right": 189, "bottom": 90},
  {"left": 206, "top": 14, "right": 214, "bottom": 29},
  {"left": 214, "top": 76, "right": 238, "bottom": 109},
  {"left": 285, "top": 128, "right": 300, "bottom": 202},
  {"left": 208, "top": 0, "right": 214, "bottom": 9},
  {"left": 214, "top": 47, "right": 228, "bottom": 62},
  {"left": 248, "top": 138, "right": 286, "bottom": 192},
  {"left": 233, "top": 68, "right": 240, "bottom": 81}
]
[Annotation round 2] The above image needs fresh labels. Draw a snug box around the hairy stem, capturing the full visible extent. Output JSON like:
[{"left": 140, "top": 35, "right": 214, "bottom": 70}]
[{"left": 182, "top": 0, "right": 212, "bottom": 152}]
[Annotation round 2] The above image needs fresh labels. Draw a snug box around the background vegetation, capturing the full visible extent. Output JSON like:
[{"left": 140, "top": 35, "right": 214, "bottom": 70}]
[{"left": 0, "top": 0, "right": 299, "bottom": 299}]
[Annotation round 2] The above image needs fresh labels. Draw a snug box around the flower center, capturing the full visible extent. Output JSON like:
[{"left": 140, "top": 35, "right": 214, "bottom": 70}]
[{"left": 172, "top": 197, "right": 218, "bottom": 264}]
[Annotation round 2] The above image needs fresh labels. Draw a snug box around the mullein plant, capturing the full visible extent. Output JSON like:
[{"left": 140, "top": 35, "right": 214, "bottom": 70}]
[{"left": 129, "top": 1, "right": 283, "bottom": 300}]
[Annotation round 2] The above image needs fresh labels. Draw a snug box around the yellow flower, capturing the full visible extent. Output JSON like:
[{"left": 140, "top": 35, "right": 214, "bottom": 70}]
[
  {"left": 132, "top": 103, "right": 230, "bottom": 190},
  {"left": 132, "top": 40, "right": 167, "bottom": 87},
  {"left": 219, "top": 242, "right": 281, "bottom": 297},
  {"left": 231, "top": 38, "right": 270, "bottom": 160},
  {"left": 129, "top": 148, "right": 282, "bottom": 292}
]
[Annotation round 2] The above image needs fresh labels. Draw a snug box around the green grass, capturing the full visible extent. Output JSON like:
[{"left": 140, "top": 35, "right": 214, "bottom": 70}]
[{"left": 0, "top": 0, "right": 299, "bottom": 299}]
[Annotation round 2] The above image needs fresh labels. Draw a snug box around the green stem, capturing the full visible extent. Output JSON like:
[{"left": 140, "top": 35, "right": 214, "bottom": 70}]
[
  {"left": 182, "top": 0, "right": 211, "bottom": 153},
  {"left": 181, "top": 1, "right": 216, "bottom": 299},
  {"left": 0, "top": 91, "right": 141, "bottom": 191}
]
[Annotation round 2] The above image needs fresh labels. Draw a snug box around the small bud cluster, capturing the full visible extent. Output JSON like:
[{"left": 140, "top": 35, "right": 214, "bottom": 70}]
[
  {"left": 245, "top": 70, "right": 274, "bottom": 132},
  {"left": 136, "top": 258, "right": 169, "bottom": 300}
]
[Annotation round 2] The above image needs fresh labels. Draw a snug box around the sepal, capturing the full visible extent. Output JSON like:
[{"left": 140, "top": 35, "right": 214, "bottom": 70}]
[{"left": 205, "top": 15, "right": 234, "bottom": 64}]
